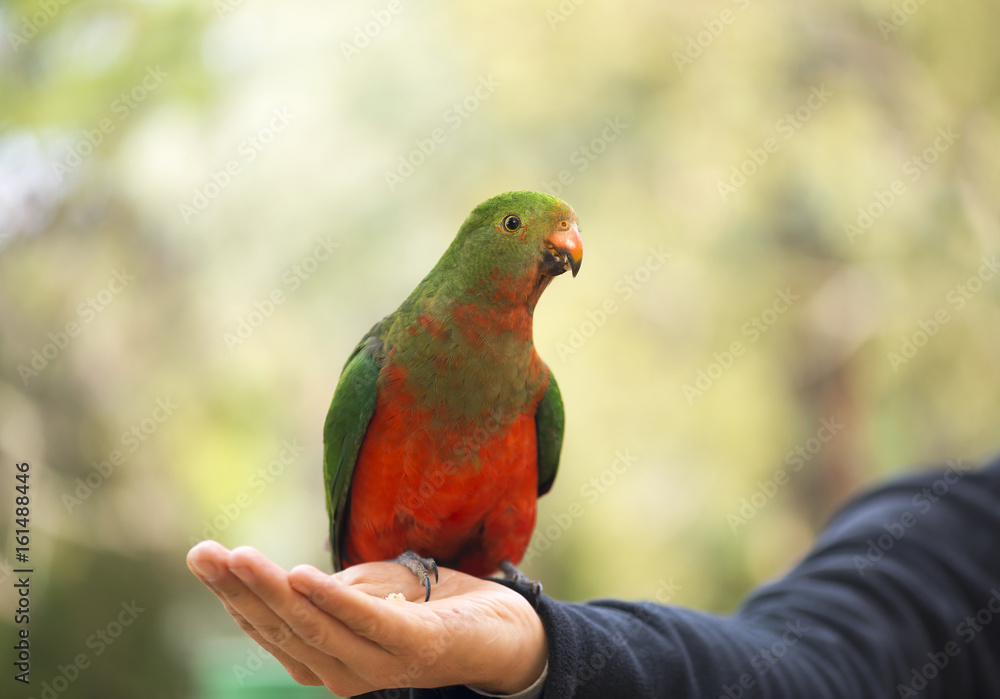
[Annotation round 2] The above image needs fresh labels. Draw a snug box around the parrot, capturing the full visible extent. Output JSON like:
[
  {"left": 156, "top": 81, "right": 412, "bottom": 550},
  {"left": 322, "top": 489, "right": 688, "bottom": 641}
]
[{"left": 323, "top": 190, "right": 582, "bottom": 601}]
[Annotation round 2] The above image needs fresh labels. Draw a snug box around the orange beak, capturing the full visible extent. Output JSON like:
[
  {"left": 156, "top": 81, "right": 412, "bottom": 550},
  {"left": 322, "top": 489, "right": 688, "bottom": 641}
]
[{"left": 546, "top": 222, "right": 583, "bottom": 277}]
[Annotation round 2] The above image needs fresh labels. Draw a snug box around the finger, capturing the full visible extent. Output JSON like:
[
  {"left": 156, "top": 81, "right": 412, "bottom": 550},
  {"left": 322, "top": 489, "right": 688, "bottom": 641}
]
[
  {"left": 222, "top": 547, "right": 344, "bottom": 654},
  {"left": 225, "top": 547, "right": 388, "bottom": 682},
  {"left": 186, "top": 539, "right": 232, "bottom": 582},
  {"left": 187, "top": 542, "right": 324, "bottom": 686},
  {"left": 291, "top": 565, "right": 479, "bottom": 691},
  {"left": 288, "top": 564, "right": 434, "bottom": 655}
]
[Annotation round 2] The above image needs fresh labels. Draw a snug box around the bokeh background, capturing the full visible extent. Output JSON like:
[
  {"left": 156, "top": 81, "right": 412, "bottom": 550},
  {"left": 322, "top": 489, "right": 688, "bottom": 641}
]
[{"left": 2, "top": 0, "right": 999, "bottom": 696}]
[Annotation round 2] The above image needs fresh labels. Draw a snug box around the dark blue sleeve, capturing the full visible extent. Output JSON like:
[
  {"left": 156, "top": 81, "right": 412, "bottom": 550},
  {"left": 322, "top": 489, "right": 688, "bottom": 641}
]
[
  {"left": 531, "top": 457, "right": 1000, "bottom": 698},
  {"left": 371, "top": 457, "right": 1000, "bottom": 699}
]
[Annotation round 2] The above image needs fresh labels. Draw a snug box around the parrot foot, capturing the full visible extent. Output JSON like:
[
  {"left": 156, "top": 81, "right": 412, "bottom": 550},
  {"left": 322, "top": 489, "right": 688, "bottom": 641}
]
[
  {"left": 391, "top": 550, "right": 439, "bottom": 602},
  {"left": 499, "top": 559, "right": 543, "bottom": 608}
]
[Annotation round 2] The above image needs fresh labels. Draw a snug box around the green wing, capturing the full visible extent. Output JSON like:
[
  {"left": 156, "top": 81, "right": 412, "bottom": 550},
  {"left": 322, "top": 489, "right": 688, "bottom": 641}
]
[
  {"left": 323, "top": 338, "right": 380, "bottom": 572},
  {"left": 535, "top": 366, "right": 565, "bottom": 497}
]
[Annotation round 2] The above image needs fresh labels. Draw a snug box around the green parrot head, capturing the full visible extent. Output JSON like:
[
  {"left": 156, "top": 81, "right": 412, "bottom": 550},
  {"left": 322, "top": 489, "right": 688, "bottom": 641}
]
[{"left": 440, "top": 190, "right": 583, "bottom": 306}]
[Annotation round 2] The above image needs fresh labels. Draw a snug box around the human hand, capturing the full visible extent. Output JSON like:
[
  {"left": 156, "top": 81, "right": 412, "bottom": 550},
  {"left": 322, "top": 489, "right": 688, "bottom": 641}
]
[{"left": 186, "top": 541, "right": 548, "bottom": 696}]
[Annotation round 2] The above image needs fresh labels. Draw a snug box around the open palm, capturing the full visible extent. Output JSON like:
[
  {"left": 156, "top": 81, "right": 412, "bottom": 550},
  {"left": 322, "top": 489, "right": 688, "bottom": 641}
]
[{"left": 186, "top": 541, "right": 547, "bottom": 696}]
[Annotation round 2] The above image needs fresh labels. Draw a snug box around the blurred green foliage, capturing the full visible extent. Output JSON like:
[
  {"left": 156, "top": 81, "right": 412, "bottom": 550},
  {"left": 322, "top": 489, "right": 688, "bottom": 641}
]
[{"left": 1, "top": 0, "right": 999, "bottom": 695}]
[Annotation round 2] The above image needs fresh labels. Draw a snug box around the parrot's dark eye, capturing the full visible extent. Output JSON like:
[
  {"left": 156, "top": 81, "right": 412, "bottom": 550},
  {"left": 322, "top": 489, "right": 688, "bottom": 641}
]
[{"left": 502, "top": 214, "right": 521, "bottom": 232}]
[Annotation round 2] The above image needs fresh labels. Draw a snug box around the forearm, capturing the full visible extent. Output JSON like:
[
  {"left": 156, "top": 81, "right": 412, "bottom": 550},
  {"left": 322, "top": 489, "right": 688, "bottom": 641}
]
[{"left": 532, "top": 460, "right": 1000, "bottom": 699}]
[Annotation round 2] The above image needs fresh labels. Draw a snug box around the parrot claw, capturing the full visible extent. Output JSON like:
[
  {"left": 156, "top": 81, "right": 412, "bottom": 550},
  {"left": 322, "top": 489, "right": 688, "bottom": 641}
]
[
  {"left": 498, "top": 559, "right": 543, "bottom": 608},
  {"left": 391, "top": 550, "right": 438, "bottom": 602}
]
